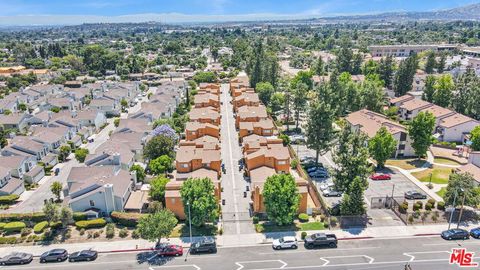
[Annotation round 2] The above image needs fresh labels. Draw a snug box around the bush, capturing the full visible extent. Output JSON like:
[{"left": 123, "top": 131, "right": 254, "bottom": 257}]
[
  {"left": 298, "top": 213, "right": 309, "bottom": 222},
  {"left": 0, "top": 222, "right": 6, "bottom": 230},
  {"left": 330, "top": 217, "right": 338, "bottom": 226},
  {"left": 252, "top": 216, "right": 259, "bottom": 224},
  {"left": 301, "top": 231, "right": 307, "bottom": 240},
  {"left": 75, "top": 218, "right": 107, "bottom": 229},
  {"left": 3, "top": 222, "right": 26, "bottom": 233},
  {"left": 399, "top": 202, "right": 409, "bottom": 214},
  {"left": 416, "top": 201, "right": 423, "bottom": 208},
  {"left": 105, "top": 223, "right": 115, "bottom": 239},
  {"left": 50, "top": 222, "right": 62, "bottom": 230},
  {"left": 0, "top": 194, "right": 19, "bottom": 205},
  {"left": 73, "top": 212, "right": 88, "bottom": 221},
  {"left": 0, "top": 237, "right": 17, "bottom": 244},
  {"left": 427, "top": 199, "right": 436, "bottom": 205},
  {"left": 437, "top": 201, "right": 445, "bottom": 211},
  {"left": 33, "top": 221, "right": 49, "bottom": 234},
  {"left": 131, "top": 229, "right": 140, "bottom": 239},
  {"left": 93, "top": 231, "right": 101, "bottom": 238},
  {"left": 425, "top": 203, "right": 433, "bottom": 211},
  {"left": 119, "top": 228, "right": 128, "bottom": 238},
  {"left": 110, "top": 211, "right": 144, "bottom": 227},
  {"left": 319, "top": 215, "right": 326, "bottom": 222},
  {"left": 408, "top": 215, "right": 415, "bottom": 224},
  {"left": 413, "top": 202, "right": 422, "bottom": 211},
  {"left": 20, "top": 228, "right": 31, "bottom": 237},
  {"left": 0, "top": 212, "right": 46, "bottom": 223},
  {"left": 79, "top": 228, "right": 85, "bottom": 236},
  {"left": 291, "top": 159, "right": 299, "bottom": 169}
]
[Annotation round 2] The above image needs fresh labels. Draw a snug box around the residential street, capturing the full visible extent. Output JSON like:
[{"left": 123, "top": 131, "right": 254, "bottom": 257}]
[
  {"left": 220, "top": 83, "right": 255, "bottom": 235},
  {"left": 3, "top": 236, "right": 479, "bottom": 269}
]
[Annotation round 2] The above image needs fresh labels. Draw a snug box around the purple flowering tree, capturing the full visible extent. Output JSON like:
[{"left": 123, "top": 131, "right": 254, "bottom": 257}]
[{"left": 151, "top": 124, "right": 178, "bottom": 141}]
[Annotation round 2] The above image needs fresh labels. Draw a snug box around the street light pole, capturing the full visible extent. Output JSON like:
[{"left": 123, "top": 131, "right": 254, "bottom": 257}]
[
  {"left": 447, "top": 189, "right": 460, "bottom": 230},
  {"left": 456, "top": 193, "right": 467, "bottom": 229}
]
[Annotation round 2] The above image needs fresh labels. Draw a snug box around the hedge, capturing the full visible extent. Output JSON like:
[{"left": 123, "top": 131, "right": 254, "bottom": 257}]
[
  {"left": 0, "top": 194, "right": 20, "bottom": 205},
  {"left": 4, "top": 222, "right": 26, "bottom": 233},
  {"left": 75, "top": 218, "right": 107, "bottom": 229},
  {"left": 0, "top": 213, "right": 46, "bottom": 223},
  {"left": 0, "top": 237, "right": 18, "bottom": 244},
  {"left": 33, "top": 221, "right": 48, "bottom": 234},
  {"left": 111, "top": 211, "right": 144, "bottom": 227},
  {"left": 298, "top": 213, "right": 309, "bottom": 222},
  {"left": 73, "top": 212, "right": 88, "bottom": 221},
  {"left": 0, "top": 222, "right": 5, "bottom": 230}
]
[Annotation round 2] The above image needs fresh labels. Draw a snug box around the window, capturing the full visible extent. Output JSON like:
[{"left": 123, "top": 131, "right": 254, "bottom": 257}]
[
  {"left": 181, "top": 164, "right": 189, "bottom": 168},
  {"left": 278, "top": 160, "right": 287, "bottom": 165},
  {"left": 89, "top": 200, "right": 95, "bottom": 207},
  {"left": 264, "top": 129, "right": 271, "bottom": 133},
  {"left": 191, "top": 131, "right": 196, "bottom": 135}
]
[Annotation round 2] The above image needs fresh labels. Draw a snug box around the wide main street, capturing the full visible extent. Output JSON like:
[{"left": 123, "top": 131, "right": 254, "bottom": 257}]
[{"left": 4, "top": 236, "right": 480, "bottom": 270}]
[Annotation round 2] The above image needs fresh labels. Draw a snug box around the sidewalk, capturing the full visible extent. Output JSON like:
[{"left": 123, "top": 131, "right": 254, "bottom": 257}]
[{"left": 0, "top": 223, "right": 469, "bottom": 257}]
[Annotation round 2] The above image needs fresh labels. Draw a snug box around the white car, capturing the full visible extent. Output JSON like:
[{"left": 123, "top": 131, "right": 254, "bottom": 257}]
[
  {"left": 272, "top": 236, "right": 298, "bottom": 250},
  {"left": 319, "top": 182, "right": 334, "bottom": 191}
]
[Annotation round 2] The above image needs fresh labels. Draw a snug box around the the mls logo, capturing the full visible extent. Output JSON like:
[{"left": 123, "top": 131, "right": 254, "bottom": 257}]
[{"left": 449, "top": 248, "right": 479, "bottom": 267}]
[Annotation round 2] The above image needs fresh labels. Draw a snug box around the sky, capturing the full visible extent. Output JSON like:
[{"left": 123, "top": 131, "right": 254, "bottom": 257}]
[{"left": 0, "top": 0, "right": 478, "bottom": 25}]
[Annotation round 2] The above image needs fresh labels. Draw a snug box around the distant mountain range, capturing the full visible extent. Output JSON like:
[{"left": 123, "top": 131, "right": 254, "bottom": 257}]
[{"left": 318, "top": 3, "right": 480, "bottom": 22}]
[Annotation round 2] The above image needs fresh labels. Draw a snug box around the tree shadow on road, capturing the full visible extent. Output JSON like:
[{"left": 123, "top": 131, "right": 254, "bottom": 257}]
[{"left": 136, "top": 251, "right": 174, "bottom": 266}]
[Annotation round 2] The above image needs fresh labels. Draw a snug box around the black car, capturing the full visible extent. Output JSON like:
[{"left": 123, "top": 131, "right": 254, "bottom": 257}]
[
  {"left": 40, "top": 249, "right": 68, "bottom": 263},
  {"left": 0, "top": 252, "right": 33, "bottom": 265},
  {"left": 404, "top": 190, "right": 427, "bottom": 200},
  {"left": 190, "top": 238, "right": 217, "bottom": 254},
  {"left": 69, "top": 250, "right": 98, "bottom": 262},
  {"left": 441, "top": 229, "right": 470, "bottom": 240}
]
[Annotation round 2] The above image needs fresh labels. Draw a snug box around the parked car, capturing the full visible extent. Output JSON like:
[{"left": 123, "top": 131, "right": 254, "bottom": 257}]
[
  {"left": 289, "top": 134, "right": 306, "bottom": 144},
  {"left": 441, "top": 229, "right": 469, "bottom": 240},
  {"left": 323, "top": 189, "right": 342, "bottom": 197},
  {"left": 404, "top": 190, "right": 427, "bottom": 200},
  {"left": 40, "top": 249, "right": 68, "bottom": 263},
  {"left": 300, "top": 156, "right": 315, "bottom": 164},
  {"left": 307, "top": 166, "right": 323, "bottom": 173},
  {"left": 304, "top": 233, "right": 338, "bottom": 248},
  {"left": 157, "top": 245, "right": 183, "bottom": 257},
  {"left": 370, "top": 173, "right": 391, "bottom": 180},
  {"left": 272, "top": 236, "right": 298, "bottom": 250},
  {"left": 319, "top": 182, "right": 334, "bottom": 191},
  {"left": 0, "top": 252, "right": 33, "bottom": 265},
  {"left": 310, "top": 170, "right": 329, "bottom": 178},
  {"left": 69, "top": 250, "right": 98, "bottom": 262},
  {"left": 470, "top": 227, "right": 480, "bottom": 239},
  {"left": 190, "top": 238, "right": 217, "bottom": 254}
]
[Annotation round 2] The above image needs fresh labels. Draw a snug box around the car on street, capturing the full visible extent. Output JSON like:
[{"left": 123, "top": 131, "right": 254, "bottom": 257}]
[
  {"left": 441, "top": 229, "right": 469, "bottom": 240},
  {"left": 300, "top": 156, "right": 315, "bottom": 164},
  {"left": 0, "top": 252, "right": 33, "bottom": 265},
  {"left": 310, "top": 170, "right": 329, "bottom": 178},
  {"left": 307, "top": 166, "right": 324, "bottom": 173},
  {"left": 323, "top": 189, "right": 342, "bottom": 197},
  {"left": 304, "top": 233, "right": 338, "bottom": 248},
  {"left": 404, "top": 190, "right": 427, "bottom": 200},
  {"left": 289, "top": 134, "right": 306, "bottom": 144},
  {"left": 470, "top": 227, "right": 480, "bottom": 239},
  {"left": 69, "top": 250, "right": 98, "bottom": 262},
  {"left": 157, "top": 244, "right": 183, "bottom": 257},
  {"left": 319, "top": 182, "right": 334, "bottom": 191},
  {"left": 370, "top": 173, "right": 391, "bottom": 180},
  {"left": 272, "top": 236, "right": 298, "bottom": 250},
  {"left": 190, "top": 238, "right": 217, "bottom": 254},
  {"left": 40, "top": 249, "right": 68, "bottom": 263}
]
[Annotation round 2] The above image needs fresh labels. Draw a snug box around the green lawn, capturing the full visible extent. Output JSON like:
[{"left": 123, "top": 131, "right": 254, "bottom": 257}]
[
  {"left": 436, "top": 187, "right": 447, "bottom": 198},
  {"left": 433, "top": 158, "right": 460, "bottom": 166},
  {"left": 411, "top": 166, "right": 453, "bottom": 184},
  {"left": 386, "top": 159, "right": 426, "bottom": 170},
  {"left": 255, "top": 222, "right": 325, "bottom": 233}
]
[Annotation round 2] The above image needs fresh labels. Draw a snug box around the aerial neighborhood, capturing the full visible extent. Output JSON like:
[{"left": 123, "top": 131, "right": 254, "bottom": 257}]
[{"left": 0, "top": 1, "right": 480, "bottom": 269}]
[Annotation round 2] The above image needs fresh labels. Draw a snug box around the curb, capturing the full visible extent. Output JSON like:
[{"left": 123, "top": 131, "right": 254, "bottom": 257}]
[{"left": 413, "top": 233, "right": 440, "bottom": 236}]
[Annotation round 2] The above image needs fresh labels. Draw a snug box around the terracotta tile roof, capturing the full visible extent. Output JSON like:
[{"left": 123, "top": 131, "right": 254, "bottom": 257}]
[
  {"left": 239, "top": 119, "right": 274, "bottom": 130},
  {"left": 188, "top": 107, "right": 220, "bottom": 121},
  {"left": 250, "top": 166, "right": 276, "bottom": 190},
  {"left": 246, "top": 144, "right": 290, "bottom": 160},
  {"left": 175, "top": 146, "right": 220, "bottom": 164},
  {"left": 237, "top": 105, "right": 268, "bottom": 119},
  {"left": 236, "top": 92, "right": 260, "bottom": 103},
  {"left": 185, "top": 122, "right": 219, "bottom": 131},
  {"left": 176, "top": 168, "right": 218, "bottom": 182},
  {"left": 194, "top": 93, "right": 219, "bottom": 104}
]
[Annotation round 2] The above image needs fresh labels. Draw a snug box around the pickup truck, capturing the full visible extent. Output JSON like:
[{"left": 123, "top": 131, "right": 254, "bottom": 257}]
[{"left": 304, "top": 233, "right": 338, "bottom": 248}]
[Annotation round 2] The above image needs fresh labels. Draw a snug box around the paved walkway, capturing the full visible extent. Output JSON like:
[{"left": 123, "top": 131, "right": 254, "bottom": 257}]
[{"left": 0, "top": 223, "right": 473, "bottom": 257}]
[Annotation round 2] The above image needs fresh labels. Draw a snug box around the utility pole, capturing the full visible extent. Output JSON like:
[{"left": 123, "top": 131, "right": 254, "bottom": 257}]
[{"left": 448, "top": 189, "right": 462, "bottom": 230}]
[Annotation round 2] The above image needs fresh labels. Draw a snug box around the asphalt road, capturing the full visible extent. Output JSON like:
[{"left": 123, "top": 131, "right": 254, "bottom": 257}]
[{"left": 4, "top": 236, "right": 480, "bottom": 270}]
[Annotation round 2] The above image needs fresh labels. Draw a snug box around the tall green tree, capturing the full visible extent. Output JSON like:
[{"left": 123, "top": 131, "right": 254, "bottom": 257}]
[
  {"left": 180, "top": 178, "right": 218, "bottom": 227},
  {"left": 59, "top": 207, "right": 72, "bottom": 229},
  {"left": 470, "top": 125, "right": 480, "bottom": 151},
  {"left": 340, "top": 177, "right": 366, "bottom": 216},
  {"left": 444, "top": 173, "right": 479, "bottom": 207},
  {"left": 262, "top": 174, "right": 300, "bottom": 226},
  {"left": 144, "top": 135, "right": 175, "bottom": 161},
  {"left": 58, "top": 145, "right": 71, "bottom": 162},
  {"left": 314, "top": 56, "right": 324, "bottom": 76},
  {"left": 43, "top": 202, "right": 59, "bottom": 226},
  {"left": 336, "top": 39, "right": 353, "bottom": 73},
  {"left": 393, "top": 54, "right": 418, "bottom": 96},
  {"left": 368, "top": 127, "right": 397, "bottom": 168},
  {"left": 437, "top": 54, "right": 446, "bottom": 73},
  {"left": 379, "top": 55, "right": 394, "bottom": 89},
  {"left": 306, "top": 99, "right": 335, "bottom": 163},
  {"left": 269, "top": 92, "right": 285, "bottom": 117},
  {"left": 407, "top": 112, "right": 435, "bottom": 158},
  {"left": 351, "top": 53, "right": 363, "bottom": 75},
  {"left": 292, "top": 82, "right": 308, "bottom": 131},
  {"left": 359, "top": 78, "right": 384, "bottom": 113},
  {"left": 424, "top": 51, "right": 436, "bottom": 74},
  {"left": 149, "top": 155, "right": 173, "bottom": 175},
  {"left": 50, "top": 181, "right": 63, "bottom": 202},
  {"left": 149, "top": 176, "right": 169, "bottom": 202},
  {"left": 433, "top": 74, "right": 454, "bottom": 107},
  {"left": 250, "top": 40, "right": 264, "bottom": 88},
  {"left": 422, "top": 75, "right": 436, "bottom": 102},
  {"left": 137, "top": 209, "right": 177, "bottom": 244},
  {"left": 130, "top": 164, "right": 146, "bottom": 182},
  {"left": 333, "top": 128, "right": 371, "bottom": 192},
  {"left": 256, "top": 82, "right": 275, "bottom": 106}
]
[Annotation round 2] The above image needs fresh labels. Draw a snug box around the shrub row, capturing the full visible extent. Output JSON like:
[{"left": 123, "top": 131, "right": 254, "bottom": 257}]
[
  {"left": 0, "top": 194, "right": 20, "bottom": 205},
  {"left": 0, "top": 212, "right": 46, "bottom": 223},
  {"left": 75, "top": 218, "right": 106, "bottom": 229},
  {"left": 0, "top": 237, "right": 18, "bottom": 244},
  {"left": 111, "top": 211, "right": 144, "bottom": 227},
  {"left": 4, "top": 222, "right": 26, "bottom": 233},
  {"left": 33, "top": 221, "right": 48, "bottom": 234},
  {"left": 73, "top": 212, "right": 88, "bottom": 221}
]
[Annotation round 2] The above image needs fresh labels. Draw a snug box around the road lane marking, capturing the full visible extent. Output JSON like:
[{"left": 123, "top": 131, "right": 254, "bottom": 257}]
[
  {"left": 319, "top": 255, "right": 374, "bottom": 265},
  {"left": 423, "top": 241, "right": 480, "bottom": 246},
  {"left": 222, "top": 83, "right": 241, "bottom": 234},
  {"left": 236, "top": 259, "right": 287, "bottom": 270},
  {"left": 152, "top": 265, "right": 200, "bottom": 270},
  {"left": 403, "top": 250, "right": 450, "bottom": 262},
  {"left": 319, "top": 258, "right": 329, "bottom": 266},
  {"left": 258, "top": 246, "right": 380, "bottom": 255}
]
